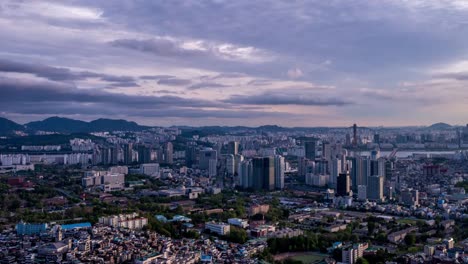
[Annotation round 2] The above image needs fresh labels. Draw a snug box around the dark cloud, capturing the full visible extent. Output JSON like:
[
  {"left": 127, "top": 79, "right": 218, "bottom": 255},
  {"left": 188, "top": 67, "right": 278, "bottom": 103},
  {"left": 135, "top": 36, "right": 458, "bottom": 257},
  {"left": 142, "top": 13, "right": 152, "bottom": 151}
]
[
  {"left": 0, "top": 77, "right": 290, "bottom": 119},
  {"left": 224, "top": 92, "right": 351, "bottom": 106},
  {"left": 157, "top": 78, "right": 192, "bottom": 86},
  {"left": 109, "top": 38, "right": 203, "bottom": 57},
  {"left": 187, "top": 82, "right": 230, "bottom": 90},
  {"left": 140, "top": 75, "right": 175, "bottom": 80},
  {"left": 248, "top": 79, "right": 273, "bottom": 86},
  {"left": 434, "top": 72, "right": 468, "bottom": 81},
  {"left": 0, "top": 59, "right": 137, "bottom": 85},
  {"left": 0, "top": 77, "right": 215, "bottom": 108}
]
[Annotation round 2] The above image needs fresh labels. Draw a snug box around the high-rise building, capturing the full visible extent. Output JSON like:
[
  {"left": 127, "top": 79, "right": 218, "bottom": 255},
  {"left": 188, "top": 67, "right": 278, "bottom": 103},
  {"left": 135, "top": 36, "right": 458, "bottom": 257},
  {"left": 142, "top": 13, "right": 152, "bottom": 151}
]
[
  {"left": 401, "top": 189, "right": 419, "bottom": 206},
  {"left": 337, "top": 172, "right": 351, "bottom": 196},
  {"left": 137, "top": 145, "right": 151, "bottom": 164},
  {"left": 163, "top": 142, "right": 173, "bottom": 164},
  {"left": 322, "top": 141, "right": 331, "bottom": 161},
  {"left": 367, "top": 175, "right": 384, "bottom": 201},
  {"left": 227, "top": 141, "right": 239, "bottom": 155},
  {"left": 208, "top": 159, "right": 217, "bottom": 177},
  {"left": 252, "top": 157, "right": 274, "bottom": 191},
  {"left": 224, "top": 154, "right": 235, "bottom": 175},
  {"left": 374, "top": 134, "right": 380, "bottom": 144},
  {"left": 185, "top": 143, "right": 198, "bottom": 167},
  {"left": 357, "top": 185, "right": 367, "bottom": 201},
  {"left": 330, "top": 158, "right": 342, "bottom": 188},
  {"left": 274, "top": 155, "right": 285, "bottom": 190},
  {"left": 239, "top": 160, "right": 253, "bottom": 189},
  {"left": 298, "top": 157, "right": 314, "bottom": 177},
  {"left": 304, "top": 140, "right": 316, "bottom": 160},
  {"left": 199, "top": 148, "right": 217, "bottom": 170},
  {"left": 352, "top": 124, "right": 358, "bottom": 147},
  {"left": 123, "top": 143, "right": 133, "bottom": 164}
]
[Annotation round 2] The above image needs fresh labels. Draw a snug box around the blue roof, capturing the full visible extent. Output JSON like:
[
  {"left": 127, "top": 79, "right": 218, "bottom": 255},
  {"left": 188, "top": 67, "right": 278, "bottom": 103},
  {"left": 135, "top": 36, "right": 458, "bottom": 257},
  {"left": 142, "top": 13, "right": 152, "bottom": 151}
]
[{"left": 61, "top": 222, "right": 92, "bottom": 230}]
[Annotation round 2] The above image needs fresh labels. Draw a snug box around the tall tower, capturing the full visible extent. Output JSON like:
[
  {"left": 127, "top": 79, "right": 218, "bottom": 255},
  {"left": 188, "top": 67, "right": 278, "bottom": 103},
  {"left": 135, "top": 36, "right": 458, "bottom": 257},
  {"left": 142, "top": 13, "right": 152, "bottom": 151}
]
[
  {"left": 304, "top": 140, "right": 316, "bottom": 160},
  {"left": 164, "top": 142, "right": 173, "bottom": 164},
  {"left": 274, "top": 155, "right": 285, "bottom": 190},
  {"left": 367, "top": 175, "right": 384, "bottom": 201},
  {"left": 227, "top": 141, "right": 239, "bottom": 155},
  {"left": 123, "top": 143, "right": 133, "bottom": 164},
  {"left": 352, "top": 124, "right": 358, "bottom": 147},
  {"left": 337, "top": 172, "right": 351, "bottom": 196},
  {"left": 252, "top": 157, "right": 274, "bottom": 191}
]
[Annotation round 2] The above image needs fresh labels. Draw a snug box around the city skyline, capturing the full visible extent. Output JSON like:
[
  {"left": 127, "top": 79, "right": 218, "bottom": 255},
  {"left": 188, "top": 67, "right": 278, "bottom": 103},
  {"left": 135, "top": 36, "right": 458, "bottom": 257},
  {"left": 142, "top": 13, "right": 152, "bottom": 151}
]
[{"left": 1, "top": 1, "right": 468, "bottom": 126}]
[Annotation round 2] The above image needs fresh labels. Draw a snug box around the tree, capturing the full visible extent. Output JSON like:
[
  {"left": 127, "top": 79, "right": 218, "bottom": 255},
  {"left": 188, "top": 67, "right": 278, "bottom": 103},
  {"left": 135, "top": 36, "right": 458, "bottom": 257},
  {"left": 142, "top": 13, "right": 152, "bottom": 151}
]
[
  {"left": 356, "top": 258, "right": 369, "bottom": 264},
  {"left": 405, "top": 233, "right": 416, "bottom": 246}
]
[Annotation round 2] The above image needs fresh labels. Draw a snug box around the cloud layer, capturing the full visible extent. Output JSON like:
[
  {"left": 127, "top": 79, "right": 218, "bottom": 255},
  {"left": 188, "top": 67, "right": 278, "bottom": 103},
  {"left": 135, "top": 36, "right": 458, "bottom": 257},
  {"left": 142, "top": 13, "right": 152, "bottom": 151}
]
[{"left": 1, "top": 0, "right": 468, "bottom": 126}]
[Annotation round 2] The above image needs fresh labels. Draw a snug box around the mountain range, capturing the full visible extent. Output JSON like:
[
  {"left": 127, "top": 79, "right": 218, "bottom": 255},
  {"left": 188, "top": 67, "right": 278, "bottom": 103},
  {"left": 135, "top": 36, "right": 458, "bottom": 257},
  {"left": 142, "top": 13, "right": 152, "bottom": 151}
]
[
  {"left": 0, "top": 116, "right": 462, "bottom": 136},
  {"left": 0, "top": 116, "right": 149, "bottom": 135}
]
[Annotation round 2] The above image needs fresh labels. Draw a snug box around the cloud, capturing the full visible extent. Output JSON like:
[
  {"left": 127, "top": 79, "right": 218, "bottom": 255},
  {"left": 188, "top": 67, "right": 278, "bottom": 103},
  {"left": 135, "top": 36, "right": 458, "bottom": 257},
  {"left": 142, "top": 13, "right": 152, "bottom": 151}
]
[
  {"left": 140, "top": 75, "right": 176, "bottom": 80},
  {"left": 224, "top": 91, "right": 351, "bottom": 106},
  {"left": 0, "top": 77, "right": 215, "bottom": 108},
  {"left": 0, "top": 59, "right": 137, "bottom": 86},
  {"left": 157, "top": 78, "right": 192, "bottom": 86},
  {"left": 109, "top": 38, "right": 272, "bottom": 63},
  {"left": 433, "top": 72, "right": 468, "bottom": 80},
  {"left": 187, "top": 82, "right": 230, "bottom": 90},
  {"left": 0, "top": 76, "right": 291, "bottom": 120},
  {"left": 287, "top": 68, "right": 303, "bottom": 79}
]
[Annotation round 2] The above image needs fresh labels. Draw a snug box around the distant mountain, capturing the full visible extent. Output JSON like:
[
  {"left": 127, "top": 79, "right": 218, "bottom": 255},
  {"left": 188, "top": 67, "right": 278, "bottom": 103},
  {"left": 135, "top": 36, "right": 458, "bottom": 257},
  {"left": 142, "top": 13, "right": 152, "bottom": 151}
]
[
  {"left": 88, "top": 118, "right": 147, "bottom": 132},
  {"left": 26, "top": 117, "right": 89, "bottom": 133},
  {"left": 0, "top": 117, "right": 25, "bottom": 134},
  {"left": 428, "top": 122, "right": 452, "bottom": 130},
  {"left": 25, "top": 117, "right": 149, "bottom": 133}
]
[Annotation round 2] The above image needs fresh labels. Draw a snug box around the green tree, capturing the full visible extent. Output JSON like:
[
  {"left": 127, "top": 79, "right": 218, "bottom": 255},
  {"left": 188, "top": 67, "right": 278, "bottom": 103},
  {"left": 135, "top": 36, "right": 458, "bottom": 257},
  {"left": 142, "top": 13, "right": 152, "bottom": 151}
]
[{"left": 405, "top": 233, "right": 416, "bottom": 246}]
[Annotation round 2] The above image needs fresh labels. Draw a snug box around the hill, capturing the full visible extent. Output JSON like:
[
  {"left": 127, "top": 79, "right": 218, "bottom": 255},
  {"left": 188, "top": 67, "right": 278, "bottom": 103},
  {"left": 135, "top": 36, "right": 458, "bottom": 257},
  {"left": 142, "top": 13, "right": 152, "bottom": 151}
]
[
  {"left": 24, "top": 117, "right": 149, "bottom": 133},
  {"left": 428, "top": 122, "right": 452, "bottom": 130},
  {"left": 0, "top": 117, "right": 25, "bottom": 135}
]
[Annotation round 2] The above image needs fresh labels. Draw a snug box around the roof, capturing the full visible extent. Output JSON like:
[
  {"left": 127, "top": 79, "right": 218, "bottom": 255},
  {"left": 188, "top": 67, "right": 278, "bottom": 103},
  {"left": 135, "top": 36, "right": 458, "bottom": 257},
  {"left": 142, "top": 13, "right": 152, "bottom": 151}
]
[{"left": 61, "top": 222, "right": 92, "bottom": 230}]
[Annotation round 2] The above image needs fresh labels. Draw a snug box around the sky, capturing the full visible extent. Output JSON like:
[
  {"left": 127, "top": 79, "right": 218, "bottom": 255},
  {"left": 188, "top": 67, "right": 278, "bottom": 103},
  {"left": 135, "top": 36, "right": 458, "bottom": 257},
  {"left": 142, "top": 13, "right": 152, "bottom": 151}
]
[{"left": 1, "top": 0, "right": 468, "bottom": 127}]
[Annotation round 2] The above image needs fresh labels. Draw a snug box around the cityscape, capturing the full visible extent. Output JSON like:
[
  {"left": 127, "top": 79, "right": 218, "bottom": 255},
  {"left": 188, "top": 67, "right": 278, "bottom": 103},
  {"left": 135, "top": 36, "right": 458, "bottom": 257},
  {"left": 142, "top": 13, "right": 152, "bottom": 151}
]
[
  {"left": 0, "top": 118, "right": 466, "bottom": 263},
  {"left": 1, "top": 1, "right": 468, "bottom": 264}
]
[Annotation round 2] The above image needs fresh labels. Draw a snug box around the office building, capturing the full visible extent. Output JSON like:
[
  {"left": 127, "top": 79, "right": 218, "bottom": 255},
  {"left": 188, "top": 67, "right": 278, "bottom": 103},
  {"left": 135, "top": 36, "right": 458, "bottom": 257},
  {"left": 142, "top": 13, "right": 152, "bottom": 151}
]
[
  {"left": 163, "top": 142, "right": 173, "bottom": 164},
  {"left": 227, "top": 141, "right": 239, "bottom": 155},
  {"left": 16, "top": 221, "right": 48, "bottom": 235},
  {"left": 304, "top": 140, "right": 316, "bottom": 160},
  {"left": 205, "top": 222, "right": 230, "bottom": 235},
  {"left": 274, "top": 155, "right": 285, "bottom": 190},
  {"left": 357, "top": 185, "right": 367, "bottom": 201},
  {"left": 185, "top": 144, "right": 198, "bottom": 167},
  {"left": 337, "top": 172, "right": 351, "bottom": 196},
  {"left": 367, "top": 175, "right": 384, "bottom": 201},
  {"left": 330, "top": 158, "right": 342, "bottom": 188},
  {"left": 252, "top": 157, "right": 275, "bottom": 191},
  {"left": 123, "top": 143, "right": 133, "bottom": 164},
  {"left": 239, "top": 160, "right": 253, "bottom": 189},
  {"left": 199, "top": 148, "right": 217, "bottom": 170},
  {"left": 137, "top": 145, "right": 151, "bottom": 164}
]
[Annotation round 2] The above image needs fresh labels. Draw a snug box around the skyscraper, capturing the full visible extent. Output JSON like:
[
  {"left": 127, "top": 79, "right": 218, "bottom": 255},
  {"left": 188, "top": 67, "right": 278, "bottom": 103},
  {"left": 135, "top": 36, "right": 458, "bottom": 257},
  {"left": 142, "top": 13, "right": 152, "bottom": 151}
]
[
  {"left": 227, "top": 141, "right": 239, "bottom": 155},
  {"left": 274, "top": 155, "right": 285, "bottom": 190},
  {"left": 239, "top": 160, "right": 253, "bottom": 189},
  {"left": 337, "top": 172, "right": 351, "bottom": 196},
  {"left": 137, "top": 145, "right": 151, "bottom": 164},
  {"left": 123, "top": 143, "right": 133, "bottom": 164},
  {"left": 163, "top": 142, "right": 173, "bottom": 164},
  {"left": 330, "top": 158, "right": 342, "bottom": 188},
  {"left": 304, "top": 140, "right": 316, "bottom": 160},
  {"left": 252, "top": 157, "right": 274, "bottom": 191},
  {"left": 352, "top": 123, "right": 358, "bottom": 147},
  {"left": 185, "top": 143, "right": 198, "bottom": 167},
  {"left": 367, "top": 175, "right": 384, "bottom": 201},
  {"left": 199, "top": 148, "right": 217, "bottom": 170}
]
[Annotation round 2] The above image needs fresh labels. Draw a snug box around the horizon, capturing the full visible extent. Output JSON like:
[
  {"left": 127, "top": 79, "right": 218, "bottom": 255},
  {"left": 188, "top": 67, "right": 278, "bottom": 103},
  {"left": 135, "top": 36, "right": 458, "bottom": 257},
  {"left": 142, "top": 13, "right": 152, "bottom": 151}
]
[
  {"left": 1, "top": 115, "right": 465, "bottom": 129},
  {"left": 1, "top": 1, "right": 468, "bottom": 126}
]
